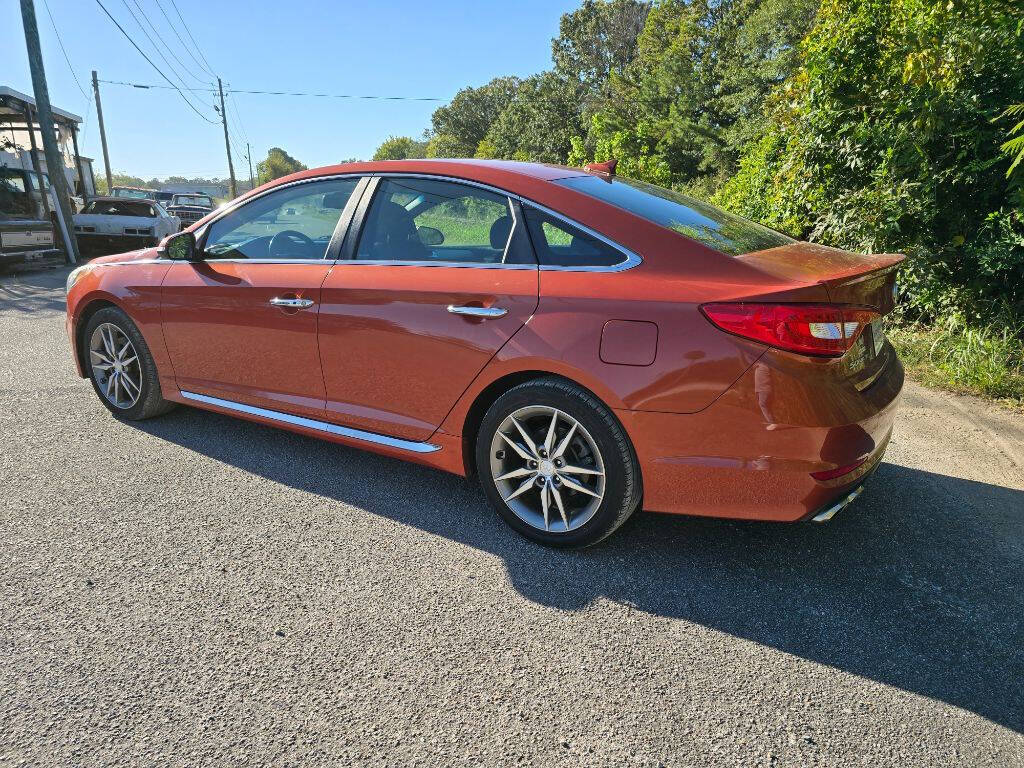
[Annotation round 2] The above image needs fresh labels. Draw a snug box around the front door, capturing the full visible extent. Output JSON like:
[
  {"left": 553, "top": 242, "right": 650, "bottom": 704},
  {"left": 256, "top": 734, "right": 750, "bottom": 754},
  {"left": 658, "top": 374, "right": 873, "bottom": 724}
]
[
  {"left": 318, "top": 176, "right": 539, "bottom": 441},
  {"left": 160, "top": 177, "right": 362, "bottom": 418}
]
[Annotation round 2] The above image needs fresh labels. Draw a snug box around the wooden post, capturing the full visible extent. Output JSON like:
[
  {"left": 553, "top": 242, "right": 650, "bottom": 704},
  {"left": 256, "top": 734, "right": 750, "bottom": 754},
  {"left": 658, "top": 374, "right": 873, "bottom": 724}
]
[
  {"left": 91, "top": 71, "right": 113, "bottom": 193},
  {"left": 19, "top": 0, "right": 78, "bottom": 263},
  {"left": 218, "top": 78, "right": 237, "bottom": 199},
  {"left": 70, "top": 123, "right": 87, "bottom": 200},
  {"left": 22, "top": 103, "right": 51, "bottom": 220}
]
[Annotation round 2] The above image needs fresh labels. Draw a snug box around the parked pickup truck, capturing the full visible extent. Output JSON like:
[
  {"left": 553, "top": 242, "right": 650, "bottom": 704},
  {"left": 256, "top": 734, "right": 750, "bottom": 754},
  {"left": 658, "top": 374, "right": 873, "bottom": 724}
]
[
  {"left": 166, "top": 193, "right": 215, "bottom": 230},
  {"left": 1, "top": 167, "right": 60, "bottom": 267}
]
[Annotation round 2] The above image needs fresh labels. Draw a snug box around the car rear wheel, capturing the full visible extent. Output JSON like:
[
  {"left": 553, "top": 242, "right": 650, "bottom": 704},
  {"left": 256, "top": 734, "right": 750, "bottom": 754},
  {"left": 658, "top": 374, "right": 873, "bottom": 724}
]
[
  {"left": 83, "top": 307, "right": 174, "bottom": 420},
  {"left": 476, "top": 377, "right": 641, "bottom": 548}
]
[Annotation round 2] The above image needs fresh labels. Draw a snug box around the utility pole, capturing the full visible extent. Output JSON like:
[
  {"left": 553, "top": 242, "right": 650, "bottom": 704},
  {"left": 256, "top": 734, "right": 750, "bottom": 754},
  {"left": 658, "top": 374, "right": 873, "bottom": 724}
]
[
  {"left": 92, "top": 71, "right": 113, "bottom": 193},
  {"left": 20, "top": 0, "right": 78, "bottom": 264},
  {"left": 217, "top": 78, "right": 236, "bottom": 199},
  {"left": 246, "top": 142, "right": 255, "bottom": 191}
]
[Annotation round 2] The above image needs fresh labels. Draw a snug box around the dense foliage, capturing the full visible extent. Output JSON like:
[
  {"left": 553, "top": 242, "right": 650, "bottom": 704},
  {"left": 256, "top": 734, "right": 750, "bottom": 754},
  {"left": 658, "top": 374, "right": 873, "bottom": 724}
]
[
  {"left": 715, "top": 0, "right": 1024, "bottom": 325},
  {"left": 371, "top": 1, "right": 1023, "bottom": 399}
]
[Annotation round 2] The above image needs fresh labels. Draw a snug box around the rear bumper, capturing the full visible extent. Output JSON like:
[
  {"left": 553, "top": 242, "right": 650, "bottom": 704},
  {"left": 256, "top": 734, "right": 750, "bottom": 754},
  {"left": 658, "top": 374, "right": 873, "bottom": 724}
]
[
  {"left": 618, "top": 347, "right": 903, "bottom": 522},
  {"left": 77, "top": 234, "right": 156, "bottom": 254},
  {"left": 1, "top": 247, "right": 61, "bottom": 266}
]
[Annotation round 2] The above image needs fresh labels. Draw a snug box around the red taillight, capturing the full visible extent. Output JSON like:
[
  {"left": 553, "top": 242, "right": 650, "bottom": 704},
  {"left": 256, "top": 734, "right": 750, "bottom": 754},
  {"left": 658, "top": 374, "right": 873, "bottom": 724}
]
[{"left": 700, "top": 303, "right": 880, "bottom": 357}]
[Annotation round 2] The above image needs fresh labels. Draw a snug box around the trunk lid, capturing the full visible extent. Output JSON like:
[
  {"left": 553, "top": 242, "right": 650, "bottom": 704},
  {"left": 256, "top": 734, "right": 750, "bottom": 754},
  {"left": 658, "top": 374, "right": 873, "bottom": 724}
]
[
  {"left": 733, "top": 242, "right": 904, "bottom": 388},
  {"left": 736, "top": 242, "right": 903, "bottom": 314}
]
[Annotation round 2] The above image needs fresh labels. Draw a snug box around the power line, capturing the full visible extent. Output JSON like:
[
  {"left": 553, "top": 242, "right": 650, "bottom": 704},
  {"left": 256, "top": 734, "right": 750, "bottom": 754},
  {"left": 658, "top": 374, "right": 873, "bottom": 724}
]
[
  {"left": 41, "top": 0, "right": 89, "bottom": 101},
  {"left": 154, "top": 0, "right": 214, "bottom": 79},
  {"left": 127, "top": 0, "right": 210, "bottom": 87},
  {"left": 168, "top": 0, "right": 217, "bottom": 78},
  {"left": 95, "top": 80, "right": 445, "bottom": 101},
  {"left": 93, "top": 0, "right": 218, "bottom": 124},
  {"left": 227, "top": 87, "right": 250, "bottom": 145},
  {"left": 98, "top": 78, "right": 214, "bottom": 92},
  {"left": 229, "top": 88, "right": 444, "bottom": 101},
  {"left": 119, "top": 0, "right": 215, "bottom": 109}
]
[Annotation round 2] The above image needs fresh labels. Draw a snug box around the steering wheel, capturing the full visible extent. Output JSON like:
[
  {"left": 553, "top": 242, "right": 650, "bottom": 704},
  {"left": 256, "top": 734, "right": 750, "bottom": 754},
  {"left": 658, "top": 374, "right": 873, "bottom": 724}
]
[{"left": 268, "top": 229, "right": 315, "bottom": 259}]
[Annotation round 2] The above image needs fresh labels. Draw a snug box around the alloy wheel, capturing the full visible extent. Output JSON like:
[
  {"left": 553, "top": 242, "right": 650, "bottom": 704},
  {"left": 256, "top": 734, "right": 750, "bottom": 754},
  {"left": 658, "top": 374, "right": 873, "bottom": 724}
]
[
  {"left": 89, "top": 322, "right": 142, "bottom": 410},
  {"left": 488, "top": 405, "right": 606, "bottom": 533}
]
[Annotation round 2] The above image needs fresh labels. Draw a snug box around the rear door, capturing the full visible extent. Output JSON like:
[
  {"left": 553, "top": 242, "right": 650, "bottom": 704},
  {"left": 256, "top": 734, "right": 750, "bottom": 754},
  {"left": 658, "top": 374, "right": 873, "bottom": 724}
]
[
  {"left": 317, "top": 175, "right": 538, "bottom": 441},
  {"left": 160, "top": 176, "right": 364, "bottom": 418}
]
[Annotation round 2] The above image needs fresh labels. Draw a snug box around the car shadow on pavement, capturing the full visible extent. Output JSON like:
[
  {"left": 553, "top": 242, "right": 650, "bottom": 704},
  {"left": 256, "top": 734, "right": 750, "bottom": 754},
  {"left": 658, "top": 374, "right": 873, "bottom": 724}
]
[{"left": 134, "top": 406, "right": 1024, "bottom": 733}]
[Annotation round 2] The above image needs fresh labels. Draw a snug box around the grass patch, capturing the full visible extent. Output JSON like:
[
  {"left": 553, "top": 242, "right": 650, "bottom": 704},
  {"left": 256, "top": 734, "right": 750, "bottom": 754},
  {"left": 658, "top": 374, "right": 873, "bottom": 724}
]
[{"left": 888, "top": 315, "right": 1024, "bottom": 409}]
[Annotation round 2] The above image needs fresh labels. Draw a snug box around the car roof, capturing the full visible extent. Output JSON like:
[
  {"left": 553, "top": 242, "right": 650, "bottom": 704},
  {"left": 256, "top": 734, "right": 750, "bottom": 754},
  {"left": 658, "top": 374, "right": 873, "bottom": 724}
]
[
  {"left": 86, "top": 196, "right": 156, "bottom": 203},
  {"left": 270, "top": 158, "right": 588, "bottom": 192}
]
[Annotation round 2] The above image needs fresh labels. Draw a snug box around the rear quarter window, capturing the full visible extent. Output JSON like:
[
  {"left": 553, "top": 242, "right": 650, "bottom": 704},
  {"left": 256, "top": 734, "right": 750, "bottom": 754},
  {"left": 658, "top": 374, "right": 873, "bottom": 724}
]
[
  {"left": 557, "top": 175, "right": 793, "bottom": 256},
  {"left": 522, "top": 206, "right": 628, "bottom": 268}
]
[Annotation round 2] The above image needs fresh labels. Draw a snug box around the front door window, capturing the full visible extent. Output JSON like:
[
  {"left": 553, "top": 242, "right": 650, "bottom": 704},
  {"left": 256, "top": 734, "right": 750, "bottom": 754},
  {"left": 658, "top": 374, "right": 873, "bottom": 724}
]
[{"left": 202, "top": 178, "right": 360, "bottom": 260}]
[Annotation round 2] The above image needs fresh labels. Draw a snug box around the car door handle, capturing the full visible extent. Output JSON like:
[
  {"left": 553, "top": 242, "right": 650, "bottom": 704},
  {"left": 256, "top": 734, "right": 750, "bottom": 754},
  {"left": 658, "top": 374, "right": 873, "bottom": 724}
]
[
  {"left": 270, "top": 297, "right": 315, "bottom": 309},
  {"left": 447, "top": 305, "right": 508, "bottom": 318}
]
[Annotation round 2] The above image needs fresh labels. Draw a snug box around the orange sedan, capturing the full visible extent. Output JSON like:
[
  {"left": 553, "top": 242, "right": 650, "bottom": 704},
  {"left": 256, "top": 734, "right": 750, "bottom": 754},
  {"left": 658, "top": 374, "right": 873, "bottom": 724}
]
[{"left": 65, "top": 159, "right": 903, "bottom": 546}]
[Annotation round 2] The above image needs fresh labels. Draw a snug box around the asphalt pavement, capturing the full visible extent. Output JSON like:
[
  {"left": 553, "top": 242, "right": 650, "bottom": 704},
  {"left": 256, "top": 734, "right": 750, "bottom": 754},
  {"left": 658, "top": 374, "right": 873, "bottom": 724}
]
[{"left": 2, "top": 264, "right": 1023, "bottom": 767}]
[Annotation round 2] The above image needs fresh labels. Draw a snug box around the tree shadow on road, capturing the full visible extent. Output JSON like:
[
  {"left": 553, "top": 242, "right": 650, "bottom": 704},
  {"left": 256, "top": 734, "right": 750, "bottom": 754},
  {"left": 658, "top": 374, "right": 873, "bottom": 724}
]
[
  {"left": 134, "top": 405, "right": 1024, "bottom": 733},
  {"left": 0, "top": 267, "right": 69, "bottom": 315}
]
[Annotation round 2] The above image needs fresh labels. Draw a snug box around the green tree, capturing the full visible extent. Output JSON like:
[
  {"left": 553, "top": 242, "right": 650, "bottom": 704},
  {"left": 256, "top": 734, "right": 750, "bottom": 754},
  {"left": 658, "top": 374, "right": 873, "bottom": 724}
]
[
  {"left": 716, "top": 0, "right": 1024, "bottom": 322},
  {"left": 429, "top": 77, "right": 521, "bottom": 156},
  {"left": 553, "top": 0, "right": 651, "bottom": 101},
  {"left": 580, "top": 0, "right": 818, "bottom": 191},
  {"left": 425, "top": 133, "right": 468, "bottom": 158},
  {"left": 371, "top": 135, "right": 427, "bottom": 161},
  {"left": 256, "top": 147, "right": 307, "bottom": 184},
  {"left": 484, "top": 72, "right": 582, "bottom": 163}
]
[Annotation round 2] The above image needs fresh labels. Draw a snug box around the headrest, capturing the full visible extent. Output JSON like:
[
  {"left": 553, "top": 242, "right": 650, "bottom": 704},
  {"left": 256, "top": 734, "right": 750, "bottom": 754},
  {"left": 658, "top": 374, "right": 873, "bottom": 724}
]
[
  {"left": 322, "top": 190, "right": 350, "bottom": 209},
  {"left": 489, "top": 215, "right": 512, "bottom": 250}
]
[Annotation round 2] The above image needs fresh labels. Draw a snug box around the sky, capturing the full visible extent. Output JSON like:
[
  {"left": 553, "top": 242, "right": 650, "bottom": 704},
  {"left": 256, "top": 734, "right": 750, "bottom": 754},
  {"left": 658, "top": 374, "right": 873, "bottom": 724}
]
[{"left": 2, "top": 0, "right": 580, "bottom": 180}]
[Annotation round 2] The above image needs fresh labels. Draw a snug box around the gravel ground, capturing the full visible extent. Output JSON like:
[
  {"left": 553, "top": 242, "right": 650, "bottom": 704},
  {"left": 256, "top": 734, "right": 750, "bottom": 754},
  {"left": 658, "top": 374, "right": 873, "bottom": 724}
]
[{"left": 2, "top": 264, "right": 1023, "bottom": 767}]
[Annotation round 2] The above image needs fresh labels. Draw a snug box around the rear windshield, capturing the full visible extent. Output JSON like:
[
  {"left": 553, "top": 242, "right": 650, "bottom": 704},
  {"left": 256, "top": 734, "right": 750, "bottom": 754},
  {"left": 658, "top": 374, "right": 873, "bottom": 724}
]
[
  {"left": 172, "top": 195, "right": 213, "bottom": 208},
  {"left": 557, "top": 175, "right": 793, "bottom": 256},
  {"left": 85, "top": 201, "right": 155, "bottom": 217}
]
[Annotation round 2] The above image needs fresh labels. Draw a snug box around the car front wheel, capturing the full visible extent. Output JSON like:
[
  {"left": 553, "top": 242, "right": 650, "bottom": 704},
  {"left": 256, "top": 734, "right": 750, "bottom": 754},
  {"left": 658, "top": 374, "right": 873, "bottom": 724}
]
[
  {"left": 83, "top": 306, "right": 174, "bottom": 420},
  {"left": 476, "top": 377, "right": 641, "bottom": 548}
]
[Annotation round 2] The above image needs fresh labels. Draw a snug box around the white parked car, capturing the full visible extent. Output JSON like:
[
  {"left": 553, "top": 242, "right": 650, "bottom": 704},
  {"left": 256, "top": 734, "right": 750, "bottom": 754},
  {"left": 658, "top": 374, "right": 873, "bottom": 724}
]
[{"left": 73, "top": 197, "right": 180, "bottom": 255}]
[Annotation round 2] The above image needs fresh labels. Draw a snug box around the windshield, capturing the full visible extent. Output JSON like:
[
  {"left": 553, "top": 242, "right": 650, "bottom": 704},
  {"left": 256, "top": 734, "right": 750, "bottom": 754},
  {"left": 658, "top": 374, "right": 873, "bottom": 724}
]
[
  {"left": 172, "top": 194, "right": 213, "bottom": 208},
  {"left": 557, "top": 175, "right": 794, "bottom": 256},
  {"left": 84, "top": 200, "right": 156, "bottom": 217},
  {"left": 0, "top": 169, "right": 34, "bottom": 218},
  {"left": 111, "top": 188, "right": 151, "bottom": 199}
]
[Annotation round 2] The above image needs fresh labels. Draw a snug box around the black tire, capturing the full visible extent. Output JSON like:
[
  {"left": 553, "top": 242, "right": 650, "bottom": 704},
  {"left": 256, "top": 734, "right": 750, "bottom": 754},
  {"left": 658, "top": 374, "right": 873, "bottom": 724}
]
[
  {"left": 475, "top": 377, "right": 642, "bottom": 548},
  {"left": 83, "top": 306, "right": 175, "bottom": 420}
]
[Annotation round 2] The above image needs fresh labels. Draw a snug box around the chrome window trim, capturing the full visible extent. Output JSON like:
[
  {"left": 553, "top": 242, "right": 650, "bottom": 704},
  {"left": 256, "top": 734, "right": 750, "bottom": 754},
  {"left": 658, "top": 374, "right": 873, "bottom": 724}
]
[
  {"left": 368, "top": 171, "right": 641, "bottom": 273},
  {"left": 184, "top": 170, "right": 640, "bottom": 273},
  {"left": 351, "top": 175, "right": 526, "bottom": 270},
  {"left": 193, "top": 258, "right": 334, "bottom": 265},
  {"left": 334, "top": 259, "right": 537, "bottom": 271},
  {"left": 179, "top": 390, "right": 440, "bottom": 453}
]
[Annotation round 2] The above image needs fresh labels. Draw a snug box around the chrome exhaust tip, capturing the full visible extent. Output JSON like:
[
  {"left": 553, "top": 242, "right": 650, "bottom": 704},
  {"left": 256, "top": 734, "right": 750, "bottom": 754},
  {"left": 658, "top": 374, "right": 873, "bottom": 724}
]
[{"left": 812, "top": 485, "right": 864, "bottom": 522}]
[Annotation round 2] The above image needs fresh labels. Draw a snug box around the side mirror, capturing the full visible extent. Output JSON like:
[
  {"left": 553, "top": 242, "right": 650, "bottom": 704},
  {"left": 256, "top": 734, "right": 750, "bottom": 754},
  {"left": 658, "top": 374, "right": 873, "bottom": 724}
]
[
  {"left": 417, "top": 226, "right": 444, "bottom": 246},
  {"left": 163, "top": 231, "right": 198, "bottom": 261}
]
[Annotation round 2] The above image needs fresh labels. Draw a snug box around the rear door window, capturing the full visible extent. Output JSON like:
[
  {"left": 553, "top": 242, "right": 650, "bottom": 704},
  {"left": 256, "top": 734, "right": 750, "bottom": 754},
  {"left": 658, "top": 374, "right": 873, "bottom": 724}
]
[{"left": 355, "top": 177, "right": 530, "bottom": 265}]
